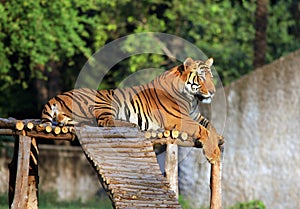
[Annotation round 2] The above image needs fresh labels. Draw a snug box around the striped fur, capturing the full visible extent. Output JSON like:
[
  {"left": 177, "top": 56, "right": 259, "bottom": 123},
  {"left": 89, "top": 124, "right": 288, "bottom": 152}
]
[{"left": 41, "top": 58, "right": 220, "bottom": 162}]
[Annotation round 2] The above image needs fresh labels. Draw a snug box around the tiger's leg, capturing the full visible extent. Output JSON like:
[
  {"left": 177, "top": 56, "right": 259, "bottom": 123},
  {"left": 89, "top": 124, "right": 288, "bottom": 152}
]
[
  {"left": 198, "top": 125, "right": 222, "bottom": 164},
  {"left": 102, "top": 119, "right": 138, "bottom": 128},
  {"left": 178, "top": 118, "right": 221, "bottom": 164},
  {"left": 93, "top": 108, "right": 137, "bottom": 128},
  {"left": 197, "top": 115, "right": 224, "bottom": 146}
]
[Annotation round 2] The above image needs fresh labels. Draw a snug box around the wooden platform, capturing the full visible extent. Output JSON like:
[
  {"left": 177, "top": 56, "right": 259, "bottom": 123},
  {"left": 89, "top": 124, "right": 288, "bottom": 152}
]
[
  {"left": 77, "top": 126, "right": 182, "bottom": 209},
  {"left": 0, "top": 118, "right": 222, "bottom": 209}
]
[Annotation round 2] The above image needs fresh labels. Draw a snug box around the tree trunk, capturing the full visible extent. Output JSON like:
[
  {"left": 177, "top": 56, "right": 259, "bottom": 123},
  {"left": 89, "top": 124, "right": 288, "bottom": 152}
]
[
  {"left": 253, "top": 0, "right": 269, "bottom": 69},
  {"left": 47, "top": 61, "right": 61, "bottom": 98},
  {"left": 35, "top": 65, "right": 48, "bottom": 112}
]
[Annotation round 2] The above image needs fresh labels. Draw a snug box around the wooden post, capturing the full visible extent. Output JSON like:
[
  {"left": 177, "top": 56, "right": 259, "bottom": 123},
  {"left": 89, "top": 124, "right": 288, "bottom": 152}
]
[
  {"left": 164, "top": 144, "right": 178, "bottom": 199},
  {"left": 8, "top": 136, "right": 19, "bottom": 207},
  {"left": 28, "top": 138, "right": 39, "bottom": 209},
  {"left": 210, "top": 145, "right": 223, "bottom": 209},
  {"left": 8, "top": 135, "right": 38, "bottom": 209},
  {"left": 9, "top": 135, "right": 32, "bottom": 209}
]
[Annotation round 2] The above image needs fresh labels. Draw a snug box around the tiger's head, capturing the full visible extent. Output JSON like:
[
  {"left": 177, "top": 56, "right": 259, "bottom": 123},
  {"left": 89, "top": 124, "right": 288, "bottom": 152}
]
[{"left": 181, "top": 57, "right": 216, "bottom": 103}]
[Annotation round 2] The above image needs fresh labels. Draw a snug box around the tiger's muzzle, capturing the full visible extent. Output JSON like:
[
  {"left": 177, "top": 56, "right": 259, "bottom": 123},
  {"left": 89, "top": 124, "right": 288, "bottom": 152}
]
[{"left": 196, "top": 92, "right": 214, "bottom": 104}]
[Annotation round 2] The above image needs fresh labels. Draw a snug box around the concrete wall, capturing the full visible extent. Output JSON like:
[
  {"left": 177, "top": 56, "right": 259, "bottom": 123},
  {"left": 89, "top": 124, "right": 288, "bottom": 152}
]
[
  {"left": 0, "top": 143, "right": 104, "bottom": 202},
  {"left": 179, "top": 50, "right": 300, "bottom": 208}
]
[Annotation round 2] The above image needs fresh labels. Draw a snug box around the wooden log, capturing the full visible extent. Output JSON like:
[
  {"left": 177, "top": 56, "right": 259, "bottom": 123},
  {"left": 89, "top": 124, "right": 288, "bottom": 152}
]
[
  {"left": 164, "top": 144, "right": 178, "bottom": 199},
  {"left": 0, "top": 129, "right": 14, "bottom": 135},
  {"left": 93, "top": 156, "right": 158, "bottom": 164},
  {"left": 180, "top": 132, "right": 189, "bottom": 141},
  {"left": 69, "top": 126, "right": 75, "bottom": 133},
  {"left": 21, "top": 130, "right": 74, "bottom": 141},
  {"left": 0, "top": 117, "right": 17, "bottom": 129},
  {"left": 0, "top": 118, "right": 42, "bottom": 130},
  {"left": 36, "top": 124, "right": 45, "bottom": 132},
  {"left": 54, "top": 126, "right": 61, "bottom": 135},
  {"left": 15, "top": 121, "right": 24, "bottom": 131},
  {"left": 90, "top": 150, "right": 156, "bottom": 158},
  {"left": 26, "top": 122, "right": 34, "bottom": 130},
  {"left": 157, "top": 132, "right": 163, "bottom": 139},
  {"left": 210, "top": 146, "right": 222, "bottom": 209},
  {"left": 151, "top": 131, "right": 157, "bottom": 138},
  {"left": 163, "top": 130, "right": 170, "bottom": 138},
  {"left": 144, "top": 131, "right": 151, "bottom": 139},
  {"left": 10, "top": 135, "right": 32, "bottom": 209},
  {"left": 8, "top": 136, "right": 18, "bottom": 206},
  {"left": 170, "top": 130, "right": 179, "bottom": 139},
  {"left": 45, "top": 125, "right": 52, "bottom": 133},
  {"left": 28, "top": 138, "right": 38, "bottom": 209},
  {"left": 80, "top": 137, "right": 152, "bottom": 146},
  {"left": 83, "top": 142, "right": 153, "bottom": 149},
  {"left": 61, "top": 126, "right": 69, "bottom": 134},
  {"left": 77, "top": 126, "right": 143, "bottom": 138},
  {"left": 97, "top": 164, "right": 155, "bottom": 173},
  {"left": 108, "top": 177, "right": 166, "bottom": 186},
  {"left": 35, "top": 124, "right": 55, "bottom": 133}
]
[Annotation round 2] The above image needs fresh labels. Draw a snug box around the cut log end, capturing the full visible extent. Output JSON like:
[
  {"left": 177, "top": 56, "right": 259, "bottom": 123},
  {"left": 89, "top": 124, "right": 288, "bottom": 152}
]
[
  {"left": 61, "top": 126, "right": 68, "bottom": 134},
  {"left": 45, "top": 125, "right": 52, "bottom": 133},
  {"left": 151, "top": 131, "right": 157, "bottom": 138},
  {"left": 26, "top": 122, "right": 34, "bottom": 130},
  {"left": 163, "top": 130, "right": 170, "bottom": 138},
  {"left": 157, "top": 132, "right": 163, "bottom": 139},
  {"left": 54, "top": 126, "right": 61, "bottom": 135},
  {"left": 145, "top": 131, "right": 152, "bottom": 139},
  {"left": 180, "top": 132, "right": 189, "bottom": 141},
  {"left": 171, "top": 130, "right": 179, "bottom": 139},
  {"left": 16, "top": 121, "right": 24, "bottom": 131}
]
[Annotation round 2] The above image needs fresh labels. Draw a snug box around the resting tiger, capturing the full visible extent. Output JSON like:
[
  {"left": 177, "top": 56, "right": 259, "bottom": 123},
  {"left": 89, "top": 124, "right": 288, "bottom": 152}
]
[{"left": 41, "top": 57, "right": 222, "bottom": 163}]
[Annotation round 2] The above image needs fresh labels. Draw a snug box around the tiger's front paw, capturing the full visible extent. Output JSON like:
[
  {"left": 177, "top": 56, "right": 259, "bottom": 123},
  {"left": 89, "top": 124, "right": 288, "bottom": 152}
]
[
  {"left": 202, "top": 144, "right": 220, "bottom": 164},
  {"left": 202, "top": 127, "right": 222, "bottom": 164}
]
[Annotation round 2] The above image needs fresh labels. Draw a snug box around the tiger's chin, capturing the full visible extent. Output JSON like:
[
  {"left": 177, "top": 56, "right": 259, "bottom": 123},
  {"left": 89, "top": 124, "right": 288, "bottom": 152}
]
[
  {"left": 196, "top": 95, "right": 212, "bottom": 104},
  {"left": 201, "top": 98, "right": 212, "bottom": 104}
]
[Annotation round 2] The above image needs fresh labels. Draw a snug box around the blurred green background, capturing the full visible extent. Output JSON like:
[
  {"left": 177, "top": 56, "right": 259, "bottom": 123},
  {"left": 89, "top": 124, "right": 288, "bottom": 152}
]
[{"left": 0, "top": 0, "right": 299, "bottom": 119}]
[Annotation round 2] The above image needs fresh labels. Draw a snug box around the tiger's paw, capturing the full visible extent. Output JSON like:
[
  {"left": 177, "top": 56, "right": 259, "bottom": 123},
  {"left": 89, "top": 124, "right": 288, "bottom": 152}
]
[
  {"left": 202, "top": 144, "right": 221, "bottom": 164},
  {"left": 201, "top": 126, "right": 222, "bottom": 164}
]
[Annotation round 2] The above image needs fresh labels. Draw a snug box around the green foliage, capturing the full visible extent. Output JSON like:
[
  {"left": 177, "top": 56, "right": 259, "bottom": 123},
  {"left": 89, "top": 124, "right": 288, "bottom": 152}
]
[
  {"left": 229, "top": 200, "right": 266, "bottom": 209},
  {"left": 0, "top": 0, "right": 94, "bottom": 91},
  {"left": 0, "top": 0, "right": 299, "bottom": 117},
  {"left": 179, "top": 194, "right": 194, "bottom": 209},
  {"left": 179, "top": 195, "right": 266, "bottom": 209},
  {"left": 267, "top": 0, "right": 300, "bottom": 61},
  {"left": 0, "top": 191, "right": 113, "bottom": 209}
]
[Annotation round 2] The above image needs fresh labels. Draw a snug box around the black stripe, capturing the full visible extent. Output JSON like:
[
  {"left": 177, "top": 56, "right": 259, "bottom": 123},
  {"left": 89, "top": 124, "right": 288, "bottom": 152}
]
[
  {"left": 124, "top": 103, "right": 131, "bottom": 121},
  {"left": 153, "top": 88, "right": 181, "bottom": 119}
]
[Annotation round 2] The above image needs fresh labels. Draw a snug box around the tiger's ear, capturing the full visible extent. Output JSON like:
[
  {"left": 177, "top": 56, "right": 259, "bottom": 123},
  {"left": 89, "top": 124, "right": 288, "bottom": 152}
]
[
  {"left": 183, "top": 57, "right": 194, "bottom": 70},
  {"left": 205, "top": 58, "right": 214, "bottom": 67}
]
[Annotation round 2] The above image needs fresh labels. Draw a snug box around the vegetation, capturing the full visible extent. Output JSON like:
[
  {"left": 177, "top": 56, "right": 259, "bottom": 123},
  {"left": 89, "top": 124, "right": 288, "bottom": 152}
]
[
  {"left": 229, "top": 200, "right": 266, "bottom": 209},
  {"left": 0, "top": 1, "right": 299, "bottom": 117},
  {"left": 0, "top": 192, "right": 113, "bottom": 209},
  {"left": 0, "top": 192, "right": 265, "bottom": 209},
  {"left": 179, "top": 195, "right": 266, "bottom": 209}
]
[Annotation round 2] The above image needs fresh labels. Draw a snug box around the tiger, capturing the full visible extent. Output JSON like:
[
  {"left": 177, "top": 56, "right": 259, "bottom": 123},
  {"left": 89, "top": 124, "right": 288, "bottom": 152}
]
[{"left": 41, "top": 57, "right": 222, "bottom": 163}]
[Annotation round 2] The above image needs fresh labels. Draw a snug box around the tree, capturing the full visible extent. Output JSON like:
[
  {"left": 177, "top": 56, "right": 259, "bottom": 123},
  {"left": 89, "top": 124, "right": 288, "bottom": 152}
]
[
  {"left": 254, "top": 0, "right": 269, "bottom": 69},
  {"left": 0, "top": 0, "right": 299, "bottom": 118},
  {"left": 0, "top": 0, "right": 98, "bottom": 117}
]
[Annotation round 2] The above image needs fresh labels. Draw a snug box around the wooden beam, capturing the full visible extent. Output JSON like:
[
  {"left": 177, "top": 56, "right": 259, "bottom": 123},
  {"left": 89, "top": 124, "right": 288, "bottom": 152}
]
[
  {"left": 210, "top": 145, "right": 223, "bottom": 209},
  {"left": 164, "top": 144, "right": 179, "bottom": 199},
  {"left": 10, "top": 135, "right": 32, "bottom": 209},
  {"left": 28, "top": 138, "right": 39, "bottom": 209}
]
